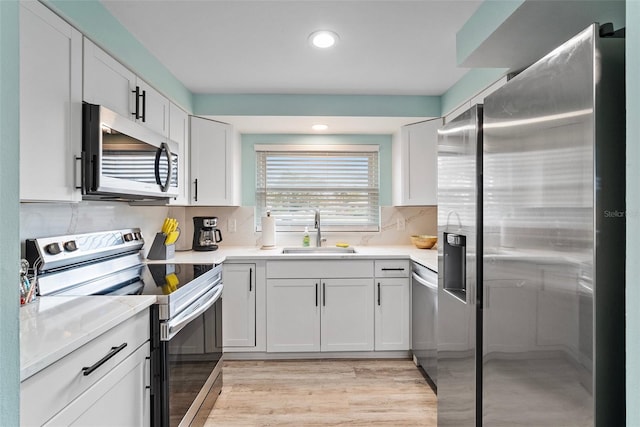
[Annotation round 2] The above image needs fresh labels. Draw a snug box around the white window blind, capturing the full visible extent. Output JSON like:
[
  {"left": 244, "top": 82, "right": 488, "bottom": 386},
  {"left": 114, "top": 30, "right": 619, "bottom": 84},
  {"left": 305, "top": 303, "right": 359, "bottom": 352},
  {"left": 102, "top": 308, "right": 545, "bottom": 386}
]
[{"left": 256, "top": 147, "right": 380, "bottom": 231}]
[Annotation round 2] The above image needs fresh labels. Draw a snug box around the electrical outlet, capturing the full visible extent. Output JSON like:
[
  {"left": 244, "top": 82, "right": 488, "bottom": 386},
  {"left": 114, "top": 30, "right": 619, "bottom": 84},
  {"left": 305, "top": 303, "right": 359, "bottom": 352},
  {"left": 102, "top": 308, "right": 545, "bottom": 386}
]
[
  {"left": 228, "top": 218, "right": 237, "bottom": 233},
  {"left": 397, "top": 217, "right": 405, "bottom": 231}
]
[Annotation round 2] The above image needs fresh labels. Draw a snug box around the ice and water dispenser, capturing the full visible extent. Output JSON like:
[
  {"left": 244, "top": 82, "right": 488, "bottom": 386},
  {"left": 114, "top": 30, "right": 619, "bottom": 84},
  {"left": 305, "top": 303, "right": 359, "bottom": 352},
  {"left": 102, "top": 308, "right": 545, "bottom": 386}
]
[{"left": 443, "top": 232, "right": 467, "bottom": 302}]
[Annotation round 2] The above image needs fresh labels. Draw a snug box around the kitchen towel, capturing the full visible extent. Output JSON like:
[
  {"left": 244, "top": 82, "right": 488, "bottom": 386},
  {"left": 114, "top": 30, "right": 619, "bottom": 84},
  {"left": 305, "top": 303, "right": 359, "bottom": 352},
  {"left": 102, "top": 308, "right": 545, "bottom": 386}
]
[{"left": 261, "top": 215, "right": 276, "bottom": 248}]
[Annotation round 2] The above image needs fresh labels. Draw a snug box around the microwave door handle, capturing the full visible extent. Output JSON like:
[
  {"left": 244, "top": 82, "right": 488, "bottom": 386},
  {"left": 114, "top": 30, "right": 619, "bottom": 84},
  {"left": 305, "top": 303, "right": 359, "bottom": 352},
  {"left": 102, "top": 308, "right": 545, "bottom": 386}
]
[{"left": 155, "top": 142, "right": 173, "bottom": 193}]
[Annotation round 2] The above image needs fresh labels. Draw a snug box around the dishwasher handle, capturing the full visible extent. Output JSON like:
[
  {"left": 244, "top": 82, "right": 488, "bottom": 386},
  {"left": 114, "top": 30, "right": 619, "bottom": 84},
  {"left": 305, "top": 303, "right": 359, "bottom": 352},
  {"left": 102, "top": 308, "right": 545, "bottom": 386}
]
[{"left": 412, "top": 272, "right": 437, "bottom": 290}]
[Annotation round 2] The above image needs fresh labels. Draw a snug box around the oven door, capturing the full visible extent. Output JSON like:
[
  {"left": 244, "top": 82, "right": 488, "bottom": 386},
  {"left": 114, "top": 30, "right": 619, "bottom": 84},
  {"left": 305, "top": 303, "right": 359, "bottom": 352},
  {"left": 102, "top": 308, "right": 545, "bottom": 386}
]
[
  {"left": 157, "top": 284, "right": 223, "bottom": 427},
  {"left": 82, "top": 103, "right": 179, "bottom": 200}
]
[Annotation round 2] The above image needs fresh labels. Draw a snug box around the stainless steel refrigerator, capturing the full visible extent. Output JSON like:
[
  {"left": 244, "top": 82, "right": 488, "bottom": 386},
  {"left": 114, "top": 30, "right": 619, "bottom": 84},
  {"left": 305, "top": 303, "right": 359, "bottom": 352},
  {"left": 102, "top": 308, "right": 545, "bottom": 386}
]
[{"left": 437, "top": 24, "right": 625, "bottom": 426}]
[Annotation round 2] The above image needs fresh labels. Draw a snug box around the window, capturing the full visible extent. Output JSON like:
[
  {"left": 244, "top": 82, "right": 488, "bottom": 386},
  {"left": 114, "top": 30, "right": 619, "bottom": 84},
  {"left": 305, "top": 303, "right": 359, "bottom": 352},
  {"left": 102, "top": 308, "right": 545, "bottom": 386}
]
[{"left": 256, "top": 145, "right": 380, "bottom": 231}]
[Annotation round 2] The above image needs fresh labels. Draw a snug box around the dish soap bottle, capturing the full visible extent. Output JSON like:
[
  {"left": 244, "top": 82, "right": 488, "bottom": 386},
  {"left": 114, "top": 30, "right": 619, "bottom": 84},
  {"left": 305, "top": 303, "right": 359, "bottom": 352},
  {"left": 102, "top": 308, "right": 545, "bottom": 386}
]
[{"left": 302, "top": 227, "right": 310, "bottom": 247}]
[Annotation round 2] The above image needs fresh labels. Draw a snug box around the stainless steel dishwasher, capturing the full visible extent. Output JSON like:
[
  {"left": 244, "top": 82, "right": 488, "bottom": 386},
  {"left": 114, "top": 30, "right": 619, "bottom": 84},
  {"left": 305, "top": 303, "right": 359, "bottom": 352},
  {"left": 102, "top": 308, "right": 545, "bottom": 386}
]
[{"left": 412, "top": 261, "right": 438, "bottom": 387}]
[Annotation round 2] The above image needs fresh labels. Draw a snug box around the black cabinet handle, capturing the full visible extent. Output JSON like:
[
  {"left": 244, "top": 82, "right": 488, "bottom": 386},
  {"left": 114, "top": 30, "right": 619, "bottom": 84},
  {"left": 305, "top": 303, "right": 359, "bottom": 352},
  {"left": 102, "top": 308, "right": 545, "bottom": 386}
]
[
  {"left": 82, "top": 343, "right": 127, "bottom": 376},
  {"left": 381, "top": 268, "right": 405, "bottom": 271},
  {"left": 322, "top": 282, "right": 326, "bottom": 306},
  {"left": 315, "top": 283, "right": 318, "bottom": 307},
  {"left": 249, "top": 268, "right": 253, "bottom": 292},
  {"left": 194, "top": 178, "right": 198, "bottom": 202},
  {"left": 378, "top": 282, "right": 381, "bottom": 305},
  {"left": 141, "top": 89, "right": 146, "bottom": 122},
  {"left": 132, "top": 86, "right": 141, "bottom": 120}
]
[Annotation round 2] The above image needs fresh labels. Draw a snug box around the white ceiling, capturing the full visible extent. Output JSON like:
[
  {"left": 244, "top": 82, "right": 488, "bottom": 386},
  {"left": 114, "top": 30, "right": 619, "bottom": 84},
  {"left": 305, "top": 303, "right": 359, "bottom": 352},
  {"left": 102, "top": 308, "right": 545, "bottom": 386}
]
[{"left": 101, "top": 0, "right": 483, "bottom": 133}]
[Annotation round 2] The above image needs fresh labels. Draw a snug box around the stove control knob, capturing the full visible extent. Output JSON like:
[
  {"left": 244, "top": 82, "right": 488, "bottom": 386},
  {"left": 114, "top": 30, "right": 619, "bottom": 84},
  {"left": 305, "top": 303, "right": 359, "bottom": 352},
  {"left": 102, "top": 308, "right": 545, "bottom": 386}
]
[
  {"left": 63, "top": 241, "right": 78, "bottom": 252},
  {"left": 124, "top": 233, "right": 134, "bottom": 242},
  {"left": 45, "top": 243, "right": 62, "bottom": 255},
  {"left": 134, "top": 232, "right": 143, "bottom": 240}
]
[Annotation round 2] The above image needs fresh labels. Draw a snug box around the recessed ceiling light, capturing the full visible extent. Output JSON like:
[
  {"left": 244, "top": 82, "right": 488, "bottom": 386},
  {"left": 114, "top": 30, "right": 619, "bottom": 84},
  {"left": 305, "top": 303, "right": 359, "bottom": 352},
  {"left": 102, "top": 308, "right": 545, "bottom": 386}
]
[
  {"left": 309, "top": 30, "right": 339, "bottom": 49},
  {"left": 312, "top": 124, "right": 329, "bottom": 131}
]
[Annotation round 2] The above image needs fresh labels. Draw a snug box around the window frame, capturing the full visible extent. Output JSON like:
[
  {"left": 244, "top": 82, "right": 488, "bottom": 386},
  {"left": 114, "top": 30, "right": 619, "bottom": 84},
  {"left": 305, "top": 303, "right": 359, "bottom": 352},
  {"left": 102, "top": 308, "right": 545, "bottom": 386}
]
[{"left": 255, "top": 144, "right": 381, "bottom": 232}]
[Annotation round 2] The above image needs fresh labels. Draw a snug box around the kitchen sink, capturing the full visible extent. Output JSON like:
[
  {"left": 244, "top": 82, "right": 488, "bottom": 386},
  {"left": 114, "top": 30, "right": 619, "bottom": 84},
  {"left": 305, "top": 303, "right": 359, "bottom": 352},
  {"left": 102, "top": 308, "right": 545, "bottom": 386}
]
[{"left": 281, "top": 247, "right": 356, "bottom": 254}]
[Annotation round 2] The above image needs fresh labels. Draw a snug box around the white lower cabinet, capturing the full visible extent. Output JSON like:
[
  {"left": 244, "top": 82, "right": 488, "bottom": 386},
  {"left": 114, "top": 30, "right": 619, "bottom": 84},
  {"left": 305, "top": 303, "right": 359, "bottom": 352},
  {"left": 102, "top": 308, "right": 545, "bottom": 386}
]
[
  {"left": 266, "top": 278, "right": 374, "bottom": 352},
  {"left": 43, "top": 344, "right": 150, "bottom": 427},
  {"left": 375, "top": 278, "right": 410, "bottom": 351},
  {"left": 321, "top": 278, "right": 374, "bottom": 352},
  {"left": 374, "top": 260, "right": 410, "bottom": 351},
  {"left": 267, "top": 279, "right": 320, "bottom": 352},
  {"left": 21, "top": 310, "right": 150, "bottom": 426},
  {"left": 223, "top": 263, "right": 256, "bottom": 348}
]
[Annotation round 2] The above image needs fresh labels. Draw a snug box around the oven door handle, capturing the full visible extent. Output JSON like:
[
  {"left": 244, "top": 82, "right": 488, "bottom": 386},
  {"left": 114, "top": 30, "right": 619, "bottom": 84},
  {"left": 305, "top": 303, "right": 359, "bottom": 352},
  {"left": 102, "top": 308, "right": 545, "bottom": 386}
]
[{"left": 166, "top": 285, "right": 223, "bottom": 339}]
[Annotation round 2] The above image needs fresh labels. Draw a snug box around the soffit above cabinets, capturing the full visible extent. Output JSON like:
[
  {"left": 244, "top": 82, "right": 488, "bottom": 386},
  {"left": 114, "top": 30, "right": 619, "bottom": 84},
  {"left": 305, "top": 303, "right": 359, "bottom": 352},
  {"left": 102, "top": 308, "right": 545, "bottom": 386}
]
[
  {"left": 457, "top": 0, "right": 625, "bottom": 71},
  {"left": 205, "top": 116, "right": 431, "bottom": 135}
]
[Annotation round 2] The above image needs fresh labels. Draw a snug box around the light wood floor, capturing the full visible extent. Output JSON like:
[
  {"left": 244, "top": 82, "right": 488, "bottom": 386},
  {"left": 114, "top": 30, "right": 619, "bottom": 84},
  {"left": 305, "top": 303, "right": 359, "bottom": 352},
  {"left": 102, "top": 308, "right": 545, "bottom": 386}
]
[{"left": 205, "top": 359, "right": 437, "bottom": 426}]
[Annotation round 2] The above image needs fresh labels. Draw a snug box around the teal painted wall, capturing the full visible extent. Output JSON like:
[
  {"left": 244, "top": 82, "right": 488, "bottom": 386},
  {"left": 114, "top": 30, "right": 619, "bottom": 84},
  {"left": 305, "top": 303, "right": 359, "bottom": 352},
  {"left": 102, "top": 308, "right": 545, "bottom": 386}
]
[
  {"left": 241, "top": 134, "right": 393, "bottom": 207},
  {"left": 43, "top": 0, "right": 193, "bottom": 112},
  {"left": 440, "top": 68, "right": 508, "bottom": 116},
  {"left": 0, "top": 0, "right": 21, "bottom": 425},
  {"left": 627, "top": 1, "right": 639, "bottom": 425},
  {"left": 194, "top": 94, "right": 440, "bottom": 118}
]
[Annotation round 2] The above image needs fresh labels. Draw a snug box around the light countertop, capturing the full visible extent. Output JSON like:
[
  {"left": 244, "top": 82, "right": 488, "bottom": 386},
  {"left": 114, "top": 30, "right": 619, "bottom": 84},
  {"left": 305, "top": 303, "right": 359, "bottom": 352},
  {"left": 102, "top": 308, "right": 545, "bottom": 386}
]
[
  {"left": 21, "top": 245, "right": 436, "bottom": 381},
  {"left": 20, "top": 295, "right": 156, "bottom": 381},
  {"left": 159, "top": 245, "right": 438, "bottom": 271}
]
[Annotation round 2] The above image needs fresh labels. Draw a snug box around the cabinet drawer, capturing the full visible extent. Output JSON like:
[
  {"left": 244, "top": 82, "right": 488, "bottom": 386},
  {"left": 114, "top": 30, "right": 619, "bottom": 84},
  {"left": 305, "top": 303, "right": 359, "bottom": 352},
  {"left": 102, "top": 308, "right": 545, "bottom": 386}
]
[
  {"left": 267, "top": 260, "right": 373, "bottom": 279},
  {"left": 375, "top": 260, "right": 410, "bottom": 277},
  {"left": 21, "top": 309, "right": 149, "bottom": 426}
]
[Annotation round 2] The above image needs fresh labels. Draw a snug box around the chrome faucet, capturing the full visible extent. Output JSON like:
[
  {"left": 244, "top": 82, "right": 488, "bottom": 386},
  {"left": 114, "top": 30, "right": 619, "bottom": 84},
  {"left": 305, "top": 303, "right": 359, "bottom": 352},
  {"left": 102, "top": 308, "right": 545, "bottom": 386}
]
[{"left": 314, "top": 209, "right": 322, "bottom": 247}]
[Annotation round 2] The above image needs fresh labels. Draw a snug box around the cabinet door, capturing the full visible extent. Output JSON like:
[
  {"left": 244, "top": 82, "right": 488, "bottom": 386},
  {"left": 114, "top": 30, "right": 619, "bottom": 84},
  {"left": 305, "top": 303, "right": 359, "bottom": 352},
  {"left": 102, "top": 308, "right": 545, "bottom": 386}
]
[
  {"left": 375, "top": 278, "right": 410, "bottom": 351},
  {"left": 393, "top": 119, "right": 440, "bottom": 206},
  {"left": 321, "top": 278, "right": 374, "bottom": 352},
  {"left": 20, "top": 1, "right": 82, "bottom": 202},
  {"left": 267, "top": 279, "right": 320, "bottom": 352},
  {"left": 223, "top": 264, "right": 256, "bottom": 347},
  {"left": 44, "top": 344, "right": 150, "bottom": 427},
  {"left": 169, "top": 103, "right": 189, "bottom": 205},
  {"left": 190, "top": 116, "right": 237, "bottom": 206},
  {"left": 137, "top": 79, "right": 169, "bottom": 137},
  {"left": 83, "top": 38, "right": 135, "bottom": 120}
]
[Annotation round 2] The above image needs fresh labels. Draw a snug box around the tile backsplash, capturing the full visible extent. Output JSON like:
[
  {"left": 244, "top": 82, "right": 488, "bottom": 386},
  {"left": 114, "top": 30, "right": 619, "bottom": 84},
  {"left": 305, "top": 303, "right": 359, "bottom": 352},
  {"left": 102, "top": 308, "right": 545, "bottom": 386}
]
[
  {"left": 20, "top": 202, "right": 435, "bottom": 256},
  {"left": 20, "top": 201, "right": 169, "bottom": 256},
  {"left": 169, "top": 205, "right": 436, "bottom": 250}
]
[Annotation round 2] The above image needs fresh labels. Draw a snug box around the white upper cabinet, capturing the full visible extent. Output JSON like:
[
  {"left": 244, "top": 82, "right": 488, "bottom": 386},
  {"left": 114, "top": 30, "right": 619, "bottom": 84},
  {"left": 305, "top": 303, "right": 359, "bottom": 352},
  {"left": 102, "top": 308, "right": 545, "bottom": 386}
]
[
  {"left": 83, "top": 38, "right": 169, "bottom": 137},
  {"left": 83, "top": 38, "right": 135, "bottom": 120},
  {"left": 189, "top": 116, "right": 241, "bottom": 206},
  {"left": 169, "top": 103, "right": 190, "bottom": 205},
  {"left": 136, "top": 79, "right": 169, "bottom": 137},
  {"left": 392, "top": 118, "right": 442, "bottom": 206},
  {"left": 20, "top": 1, "right": 83, "bottom": 202}
]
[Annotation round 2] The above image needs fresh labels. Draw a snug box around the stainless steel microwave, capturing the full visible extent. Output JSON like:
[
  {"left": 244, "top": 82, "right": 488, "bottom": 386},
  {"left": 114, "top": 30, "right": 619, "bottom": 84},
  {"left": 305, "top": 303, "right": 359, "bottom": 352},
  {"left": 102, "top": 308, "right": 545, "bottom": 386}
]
[{"left": 81, "top": 103, "right": 179, "bottom": 200}]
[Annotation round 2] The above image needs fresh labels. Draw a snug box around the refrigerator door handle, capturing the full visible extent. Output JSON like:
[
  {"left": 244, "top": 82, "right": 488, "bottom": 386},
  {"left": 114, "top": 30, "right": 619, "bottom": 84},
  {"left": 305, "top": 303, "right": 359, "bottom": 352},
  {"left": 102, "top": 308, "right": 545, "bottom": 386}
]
[{"left": 484, "top": 284, "right": 489, "bottom": 309}]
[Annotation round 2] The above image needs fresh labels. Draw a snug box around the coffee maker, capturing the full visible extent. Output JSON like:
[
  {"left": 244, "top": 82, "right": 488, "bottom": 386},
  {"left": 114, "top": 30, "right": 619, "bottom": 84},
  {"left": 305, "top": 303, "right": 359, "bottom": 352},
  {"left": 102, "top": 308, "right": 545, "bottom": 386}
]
[{"left": 192, "top": 216, "right": 223, "bottom": 251}]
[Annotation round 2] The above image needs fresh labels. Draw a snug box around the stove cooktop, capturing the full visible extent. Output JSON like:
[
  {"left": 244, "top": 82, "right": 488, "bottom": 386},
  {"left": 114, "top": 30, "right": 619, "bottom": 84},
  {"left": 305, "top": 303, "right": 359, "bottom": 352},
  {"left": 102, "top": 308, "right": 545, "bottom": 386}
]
[{"left": 140, "top": 263, "right": 215, "bottom": 296}]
